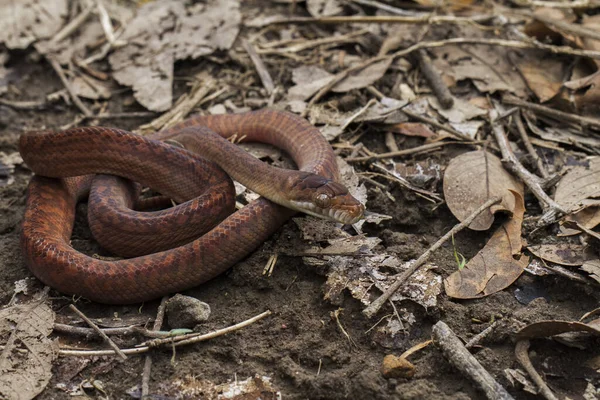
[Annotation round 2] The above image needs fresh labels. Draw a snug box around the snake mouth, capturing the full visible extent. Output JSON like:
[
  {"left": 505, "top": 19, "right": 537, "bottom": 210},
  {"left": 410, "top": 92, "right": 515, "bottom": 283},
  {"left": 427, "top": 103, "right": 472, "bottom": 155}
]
[{"left": 290, "top": 201, "right": 363, "bottom": 225}]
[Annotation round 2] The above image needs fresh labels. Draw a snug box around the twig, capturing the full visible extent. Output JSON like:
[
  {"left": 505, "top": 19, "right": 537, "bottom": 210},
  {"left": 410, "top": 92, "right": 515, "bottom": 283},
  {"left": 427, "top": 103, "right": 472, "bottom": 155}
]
[
  {"left": 363, "top": 196, "right": 502, "bottom": 318},
  {"left": 60, "top": 310, "right": 272, "bottom": 356},
  {"left": 0, "top": 98, "right": 47, "bottom": 110},
  {"left": 69, "top": 304, "right": 127, "bottom": 361},
  {"left": 490, "top": 110, "right": 566, "bottom": 225},
  {"left": 48, "top": 58, "right": 93, "bottom": 117},
  {"left": 49, "top": 2, "right": 95, "bottom": 44},
  {"left": 513, "top": 111, "right": 549, "bottom": 178},
  {"left": 258, "top": 29, "right": 369, "bottom": 54},
  {"left": 465, "top": 321, "right": 499, "bottom": 349},
  {"left": 138, "top": 75, "right": 216, "bottom": 133},
  {"left": 53, "top": 323, "right": 170, "bottom": 338},
  {"left": 515, "top": 340, "right": 558, "bottom": 400},
  {"left": 84, "top": 112, "right": 156, "bottom": 120},
  {"left": 510, "top": 0, "right": 600, "bottom": 9},
  {"left": 350, "top": 0, "right": 426, "bottom": 16},
  {"left": 346, "top": 140, "right": 479, "bottom": 162},
  {"left": 385, "top": 131, "right": 399, "bottom": 152},
  {"left": 142, "top": 296, "right": 169, "bottom": 399},
  {"left": 332, "top": 308, "right": 358, "bottom": 348},
  {"left": 249, "top": 14, "right": 498, "bottom": 27},
  {"left": 503, "top": 95, "right": 600, "bottom": 130},
  {"left": 415, "top": 49, "right": 454, "bottom": 109},
  {"left": 432, "top": 321, "right": 515, "bottom": 400},
  {"left": 242, "top": 39, "right": 274, "bottom": 94},
  {"left": 341, "top": 98, "right": 377, "bottom": 131}
]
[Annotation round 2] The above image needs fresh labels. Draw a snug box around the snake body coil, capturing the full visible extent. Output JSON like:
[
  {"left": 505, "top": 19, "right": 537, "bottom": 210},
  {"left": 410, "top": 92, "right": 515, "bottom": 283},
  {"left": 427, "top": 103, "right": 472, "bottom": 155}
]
[{"left": 19, "top": 110, "right": 363, "bottom": 304}]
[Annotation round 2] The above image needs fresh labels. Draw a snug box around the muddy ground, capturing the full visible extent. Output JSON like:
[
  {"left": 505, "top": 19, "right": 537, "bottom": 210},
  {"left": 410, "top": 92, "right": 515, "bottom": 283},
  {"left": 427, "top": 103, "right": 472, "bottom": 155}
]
[{"left": 1, "top": 31, "right": 599, "bottom": 400}]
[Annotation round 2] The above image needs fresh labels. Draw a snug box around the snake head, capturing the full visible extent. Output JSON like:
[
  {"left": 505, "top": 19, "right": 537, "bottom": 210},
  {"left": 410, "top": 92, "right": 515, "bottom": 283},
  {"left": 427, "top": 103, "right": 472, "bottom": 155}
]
[{"left": 286, "top": 172, "right": 365, "bottom": 225}]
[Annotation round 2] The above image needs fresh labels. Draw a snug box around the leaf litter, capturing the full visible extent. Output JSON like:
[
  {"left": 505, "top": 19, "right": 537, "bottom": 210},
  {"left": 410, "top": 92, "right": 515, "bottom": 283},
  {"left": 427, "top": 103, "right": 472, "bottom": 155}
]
[{"left": 1, "top": 0, "right": 600, "bottom": 398}]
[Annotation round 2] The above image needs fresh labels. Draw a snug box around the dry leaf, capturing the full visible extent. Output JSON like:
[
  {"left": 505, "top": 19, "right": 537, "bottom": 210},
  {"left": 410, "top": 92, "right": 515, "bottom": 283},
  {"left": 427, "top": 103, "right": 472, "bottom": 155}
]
[
  {"left": 332, "top": 58, "right": 393, "bottom": 93},
  {"left": 516, "top": 319, "right": 600, "bottom": 339},
  {"left": 386, "top": 122, "right": 436, "bottom": 138},
  {"left": 431, "top": 46, "right": 528, "bottom": 97},
  {"left": 322, "top": 255, "right": 442, "bottom": 308},
  {"left": 527, "top": 243, "right": 587, "bottom": 266},
  {"left": 560, "top": 206, "right": 600, "bottom": 235},
  {"left": 0, "top": 299, "right": 57, "bottom": 400},
  {"left": 429, "top": 96, "right": 486, "bottom": 123},
  {"left": 555, "top": 157, "right": 600, "bottom": 213},
  {"left": 515, "top": 52, "right": 568, "bottom": 102},
  {"left": 109, "top": 0, "right": 240, "bottom": 111},
  {"left": 288, "top": 65, "right": 334, "bottom": 101},
  {"left": 581, "top": 260, "right": 600, "bottom": 284},
  {"left": 443, "top": 150, "right": 524, "bottom": 231},
  {"left": 0, "top": 0, "right": 67, "bottom": 49},
  {"left": 307, "top": 0, "right": 343, "bottom": 17},
  {"left": 444, "top": 191, "right": 528, "bottom": 299}
]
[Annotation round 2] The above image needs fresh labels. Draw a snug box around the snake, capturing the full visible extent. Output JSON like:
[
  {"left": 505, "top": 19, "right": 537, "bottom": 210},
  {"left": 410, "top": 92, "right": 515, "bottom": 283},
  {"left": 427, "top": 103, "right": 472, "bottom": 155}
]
[{"left": 19, "top": 110, "right": 365, "bottom": 304}]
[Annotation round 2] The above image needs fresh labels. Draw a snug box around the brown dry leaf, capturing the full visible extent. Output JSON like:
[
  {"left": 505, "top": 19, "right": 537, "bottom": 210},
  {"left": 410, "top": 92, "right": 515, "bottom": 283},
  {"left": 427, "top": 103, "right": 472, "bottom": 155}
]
[
  {"left": 581, "top": 260, "right": 600, "bottom": 284},
  {"left": 109, "top": 0, "right": 240, "bottom": 111},
  {"left": 288, "top": 65, "right": 334, "bottom": 101},
  {"left": 307, "top": 0, "right": 343, "bottom": 17},
  {"left": 561, "top": 206, "right": 600, "bottom": 235},
  {"left": 386, "top": 122, "right": 436, "bottom": 138},
  {"left": 0, "top": 0, "right": 67, "bottom": 49},
  {"left": 0, "top": 298, "right": 57, "bottom": 400},
  {"left": 430, "top": 45, "right": 528, "bottom": 96},
  {"left": 516, "top": 319, "right": 600, "bottom": 340},
  {"left": 525, "top": 117, "right": 600, "bottom": 150},
  {"left": 514, "top": 52, "right": 568, "bottom": 102},
  {"left": 567, "top": 15, "right": 600, "bottom": 110},
  {"left": 332, "top": 58, "right": 393, "bottom": 93},
  {"left": 429, "top": 96, "right": 486, "bottom": 123},
  {"left": 555, "top": 157, "right": 600, "bottom": 213},
  {"left": 524, "top": 8, "right": 576, "bottom": 42},
  {"left": 527, "top": 243, "right": 587, "bottom": 266},
  {"left": 444, "top": 191, "right": 528, "bottom": 299},
  {"left": 443, "top": 150, "right": 525, "bottom": 231}
]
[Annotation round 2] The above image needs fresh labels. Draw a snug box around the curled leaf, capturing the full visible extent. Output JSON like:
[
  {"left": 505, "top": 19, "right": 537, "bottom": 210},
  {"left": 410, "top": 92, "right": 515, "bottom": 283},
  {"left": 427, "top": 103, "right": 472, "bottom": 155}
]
[
  {"left": 555, "top": 157, "right": 600, "bottom": 213},
  {"left": 444, "top": 191, "right": 527, "bottom": 299},
  {"left": 443, "top": 150, "right": 524, "bottom": 230}
]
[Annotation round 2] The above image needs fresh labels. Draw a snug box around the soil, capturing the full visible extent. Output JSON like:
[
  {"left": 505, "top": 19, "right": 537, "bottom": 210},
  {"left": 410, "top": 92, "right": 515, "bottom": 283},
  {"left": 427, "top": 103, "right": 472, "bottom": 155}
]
[{"left": 1, "top": 33, "right": 600, "bottom": 400}]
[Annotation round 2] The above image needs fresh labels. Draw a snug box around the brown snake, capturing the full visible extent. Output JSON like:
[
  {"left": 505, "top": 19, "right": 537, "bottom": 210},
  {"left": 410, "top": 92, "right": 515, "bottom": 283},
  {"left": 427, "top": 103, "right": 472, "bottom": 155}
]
[{"left": 19, "top": 110, "right": 364, "bottom": 304}]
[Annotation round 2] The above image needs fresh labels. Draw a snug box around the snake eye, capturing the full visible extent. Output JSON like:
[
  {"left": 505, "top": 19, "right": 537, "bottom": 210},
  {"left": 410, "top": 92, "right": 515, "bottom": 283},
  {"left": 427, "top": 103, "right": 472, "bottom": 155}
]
[{"left": 314, "top": 193, "right": 332, "bottom": 209}]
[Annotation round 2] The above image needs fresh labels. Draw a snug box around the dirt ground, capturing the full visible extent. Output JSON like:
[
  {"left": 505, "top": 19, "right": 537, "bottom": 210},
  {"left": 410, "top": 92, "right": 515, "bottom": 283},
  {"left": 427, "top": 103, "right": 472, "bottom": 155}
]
[{"left": 1, "top": 2, "right": 600, "bottom": 400}]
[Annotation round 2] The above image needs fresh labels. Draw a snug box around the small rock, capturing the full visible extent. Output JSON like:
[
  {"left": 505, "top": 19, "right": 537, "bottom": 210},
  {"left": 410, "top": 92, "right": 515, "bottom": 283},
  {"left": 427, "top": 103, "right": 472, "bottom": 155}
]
[
  {"left": 166, "top": 294, "right": 211, "bottom": 329},
  {"left": 380, "top": 354, "right": 415, "bottom": 379}
]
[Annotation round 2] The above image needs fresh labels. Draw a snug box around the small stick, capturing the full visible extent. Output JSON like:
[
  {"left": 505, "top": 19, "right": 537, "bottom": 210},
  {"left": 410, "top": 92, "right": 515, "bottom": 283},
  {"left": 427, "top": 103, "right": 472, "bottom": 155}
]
[
  {"left": 48, "top": 58, "right": 93, "bottom": 117},
  {"left": 432, "top": 321, "right": 515, "bottom": 400},
  {"left": 350, "top": 0, "right": 424, "bottom": 16},
  {"left": 49, "top": 2, "right": 95, "bottom": 44},
  {"left": 60, "top": 310, "right": 272, "bottom": 356},
  {"left": 243, "top": 39, "right": 274, "bottom": 95},
  {"left": 513, "top": 112, "right": 549, "bottom": 178},
  {"left": 503, "top": 95, "right": 600, "bottom": 130},
  {"left": 249, "top": 14, "right": 498, "bottom": 27},
  {"left": 68, "top": 304, "right": 127, "bottom": 360},
  {"left": 346, "top": 140, "right": 480, "bottom": 162},
  {"left": 141, "top": 296, "right": 169, "bottom": 399},
  {"left": 515, "top": 340, "right": 558, "bottom": 400},
  {"left": 490, "top": 110, "right": 566, "bottom": 224},
  {"left": 465, "top": 321, "right": 499, "bottom": 349},
  {"left": 53, "top": 323, "right": 171, "bottom": 338},
  {"left": 385, "top": 131, "right": 399, "bottom": 152},
  {"left": 363, "top": 196, "right": 502, "bottom": 318},
  {"left": 415, "top": 49, "right": 454, "bottom": 109}
]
